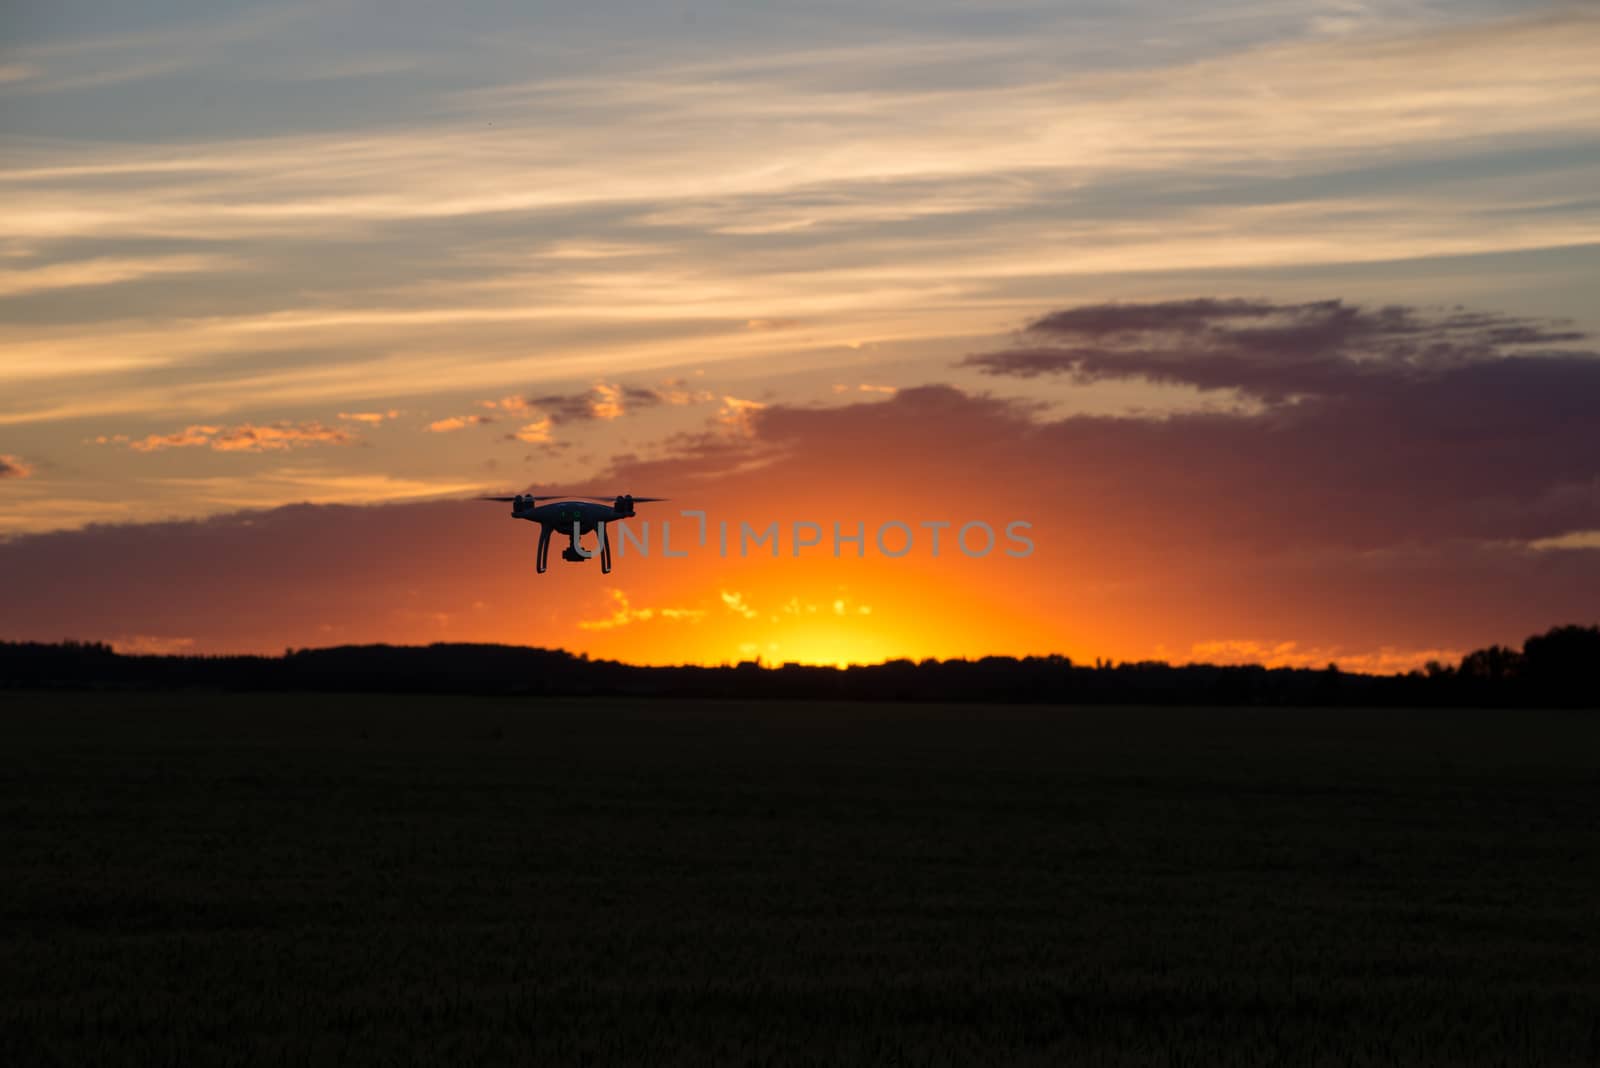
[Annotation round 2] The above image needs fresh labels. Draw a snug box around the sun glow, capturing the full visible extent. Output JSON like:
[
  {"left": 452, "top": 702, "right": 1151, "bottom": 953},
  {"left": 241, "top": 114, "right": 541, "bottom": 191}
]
[{"left": 766, "top": 624, "right": 898, "bottom": 671}]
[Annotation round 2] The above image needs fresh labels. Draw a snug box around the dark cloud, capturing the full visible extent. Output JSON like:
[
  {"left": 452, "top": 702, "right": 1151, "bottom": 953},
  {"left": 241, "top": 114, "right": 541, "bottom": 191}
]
[
  {"left": 1027, "top": 298, "right": 1285, "bottom": 337},
  {"left": 0, "top": 500, "right": 511, "bottom": 649},
  {"left": 521, "top": 383, "right": 665, "bottom": 424},
  {"left": 527, "top": 392, "right": 603, "bottom": 424},
  {"left": 622, "top": 386, "right": 664, "bottom": 409},
  {"left": 966, "top": 298, "right": 1595, "bottom": 403}
]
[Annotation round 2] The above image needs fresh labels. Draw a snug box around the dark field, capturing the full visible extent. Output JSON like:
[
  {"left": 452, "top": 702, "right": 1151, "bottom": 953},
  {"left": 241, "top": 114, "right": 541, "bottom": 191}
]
[{"left": 2, "top": 693, "right": 1598, "bottom": 1066}]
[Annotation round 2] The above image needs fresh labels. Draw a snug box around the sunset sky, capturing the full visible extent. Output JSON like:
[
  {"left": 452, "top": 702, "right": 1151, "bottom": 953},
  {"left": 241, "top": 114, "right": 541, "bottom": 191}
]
[{"left": 3, "top": 1, "right": 1598, "bottom": 669}]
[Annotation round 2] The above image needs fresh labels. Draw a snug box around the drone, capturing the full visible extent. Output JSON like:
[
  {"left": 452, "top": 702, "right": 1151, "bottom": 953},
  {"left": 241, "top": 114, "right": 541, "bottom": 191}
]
[{"left": 480, "top": 492, "right": 667, "bottom": 574}]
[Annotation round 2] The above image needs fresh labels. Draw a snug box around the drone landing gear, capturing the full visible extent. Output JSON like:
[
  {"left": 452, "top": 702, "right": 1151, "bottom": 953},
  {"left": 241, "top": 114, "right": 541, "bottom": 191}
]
[
  {"left": 536, "top": 521, "right": 612, "bottom": 574},
  {"left": 536, "top": 525, "right": 552, "bottom": 574}
]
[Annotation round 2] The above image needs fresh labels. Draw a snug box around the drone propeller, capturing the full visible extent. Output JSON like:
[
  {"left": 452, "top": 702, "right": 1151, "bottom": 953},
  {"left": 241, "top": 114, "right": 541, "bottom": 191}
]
[
  {"left": 479, "top": 495, "right": 568, "bottom": 502},
  {"left": 479, "top": 492, "right": 669, "bottom": 503},
  {"left": 555, "top": 493, "right": 670, "bottom": 503}
]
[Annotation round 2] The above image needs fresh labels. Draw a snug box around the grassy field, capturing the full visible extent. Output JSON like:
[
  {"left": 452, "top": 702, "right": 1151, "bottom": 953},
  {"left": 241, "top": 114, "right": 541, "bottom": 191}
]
[{"left": 2, "top": 692, "right": 1597, "bottom": 1066}]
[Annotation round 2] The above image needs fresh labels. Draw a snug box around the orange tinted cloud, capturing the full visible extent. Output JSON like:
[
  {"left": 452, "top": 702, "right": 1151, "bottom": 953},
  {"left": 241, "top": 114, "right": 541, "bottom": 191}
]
[
  {"left": 523, "top": 383, "right": 665, "bottom": 424},
  {"left": 115, "top": 422, "right": 355, "bottom": 453},
  {"left": 0, "top": 454, "right": 32, "bottom": 479},
  {"left": 110, "top": 634, "right": 198, "bottom": 655},
  {"left": 578, "top": 587, "right": 708, "bottom": 631},
  {"left": 590, "top": 384, "right": 625, "bottom": 421},
  {"left": 473, "top": 385, "right": 669, "bottom": 432},
  {"left": 479, "top": 396, "right": 531, "bottom": 412},
  {"left": 426, "top": 414, "right": 495, "bottom": 433},
  {"left": 511, "top": 418, "right": 553, "bottom": 443},
  {"left": 338, "top": 410, "right": 400, "bottom": 424},
  {"left": 0, "top": 254, "right": 235, "bottom": 297},
  {"left": 1187, "top": 640, "right": 1464, "bottom": 675},
  {"left": 720, "top": 589, "right": 758, "bottom": 619},
  {"left": 716, "top": 395, "right": 766, "bottom": 434}
]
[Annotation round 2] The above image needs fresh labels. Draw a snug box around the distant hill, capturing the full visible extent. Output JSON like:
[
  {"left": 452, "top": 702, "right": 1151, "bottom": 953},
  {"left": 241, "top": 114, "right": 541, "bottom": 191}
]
[{"left": 2, "top": 625, "right": 1594, "bottom": 706}]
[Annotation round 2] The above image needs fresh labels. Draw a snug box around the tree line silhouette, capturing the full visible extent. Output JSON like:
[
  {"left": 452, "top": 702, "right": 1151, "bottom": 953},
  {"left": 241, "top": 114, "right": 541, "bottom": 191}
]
[{"left": 1, "top": 624, "right": 1594, "bottom": 707}]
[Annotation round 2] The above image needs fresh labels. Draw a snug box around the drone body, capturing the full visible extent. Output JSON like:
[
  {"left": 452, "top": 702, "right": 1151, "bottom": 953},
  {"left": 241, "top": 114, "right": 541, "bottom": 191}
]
[{"left": 479, "top": 493, "right": 666, "bottom": 574}]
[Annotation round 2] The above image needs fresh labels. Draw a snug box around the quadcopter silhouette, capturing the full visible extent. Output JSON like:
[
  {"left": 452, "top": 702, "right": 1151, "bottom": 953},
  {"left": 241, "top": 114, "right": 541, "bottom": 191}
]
[{"left": 480, "top": 493, "right": 667, "bottom": 574}]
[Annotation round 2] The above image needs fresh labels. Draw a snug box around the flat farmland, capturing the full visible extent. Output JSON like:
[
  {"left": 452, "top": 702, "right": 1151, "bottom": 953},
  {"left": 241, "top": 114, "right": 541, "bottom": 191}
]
[{"left": 2, "top": 693, "right": 1597, "bottom": 1065}]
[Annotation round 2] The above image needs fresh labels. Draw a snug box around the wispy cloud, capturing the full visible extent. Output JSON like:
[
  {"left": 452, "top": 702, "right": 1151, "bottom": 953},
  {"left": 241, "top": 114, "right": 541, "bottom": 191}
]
[
  {"left": 1188, "top": 639, "right": 1462, "bottom": 675},
  {"left": 579, "top": 588, "right": 707, "bottom": 631},
  {"left": 2, "top": 4, "right": 314, "bottom": 95},
  {"left": 0, "top": 454, "right": 32, "bottom": 479},
  {"left": 110, "top": 634, "right": 198, "bottom": 655},
  {"left": 0, "top": 254, "right": 237, "bottom": 297},
  {"left": 1527, "top": 530, "right": 1600, "bottom": 552},
  {"left": 7, "top": 11, "right": 1596, "bottom": 246},
  {"left": 102, "top": 421, "right": 356, "bottom": 453},
  {"left": 146, "top": 468, "right": 487, "bottom": 509}
]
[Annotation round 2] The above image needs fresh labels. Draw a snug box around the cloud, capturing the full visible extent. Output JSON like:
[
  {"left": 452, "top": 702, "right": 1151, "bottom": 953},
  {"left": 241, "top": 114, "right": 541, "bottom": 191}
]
[
  {"left": 510, "top": 418, "right": 553, "bottom": 444},
  {"left": 111, "top": 422, "right": 356, "bottom": 453},
  {"left": 658, "top": 385, "right": 717, "bottom": 407},
  {"left": 426, "top": 414, "right": 495, "bottom": 433},
  {"left": 720, "top": 590, "right": 758, "bottom": 620},
  {"left": 1528, "top": 530, "right": 1600, "bottom": 552},
  {"left": 3, "top": 7, "right": 1598, "bottom": 445},
  {"left": 715, "top": 395, "right": 767, "bottom": 435},
  {"left": 0, "top": 254, "right": 238, "bottom": 297},
  {"left": 479, "top": 396, "right": 531, "bottom": 412},
  {"left": 579, "top": 588, "right": 708, "bottom": 631},
  {"left": 953, "top": 300, "right": 1600, "bottom": 554},
  {"left": 2, "top": 4, "right": 310, "bottom": 95},
  {"left": 145, "top": 468, "right": 488, "bottom": 510},
  {"left": 965, "top": 298, "right": 1592, "bottom": 402},
  {"left": 7, "top": 9, "right": 1594, "bottom": 249},
  {"left": 338, "top": 410, "right": 400, "bottom": 424},
  {"left": 0, "top": 454, "right": 32, "bottom": 479},
  {"left": 1187, "top": 639, "right": 1464, "bottom": 675},
  {"left": 518, "top": 383, "right": 665, "bottom": 425},
  {"left": 111, "top": 635, "right": 198, "bottom": 655},
  {"left": 952, "top": 297, "right": 1600, "bottom": 552}
]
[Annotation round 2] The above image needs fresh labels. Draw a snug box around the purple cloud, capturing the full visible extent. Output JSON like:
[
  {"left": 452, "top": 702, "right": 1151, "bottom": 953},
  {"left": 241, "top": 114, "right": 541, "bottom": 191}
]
[{"left": 965, "top": 298, "right": 1594, "bottom": 403}]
